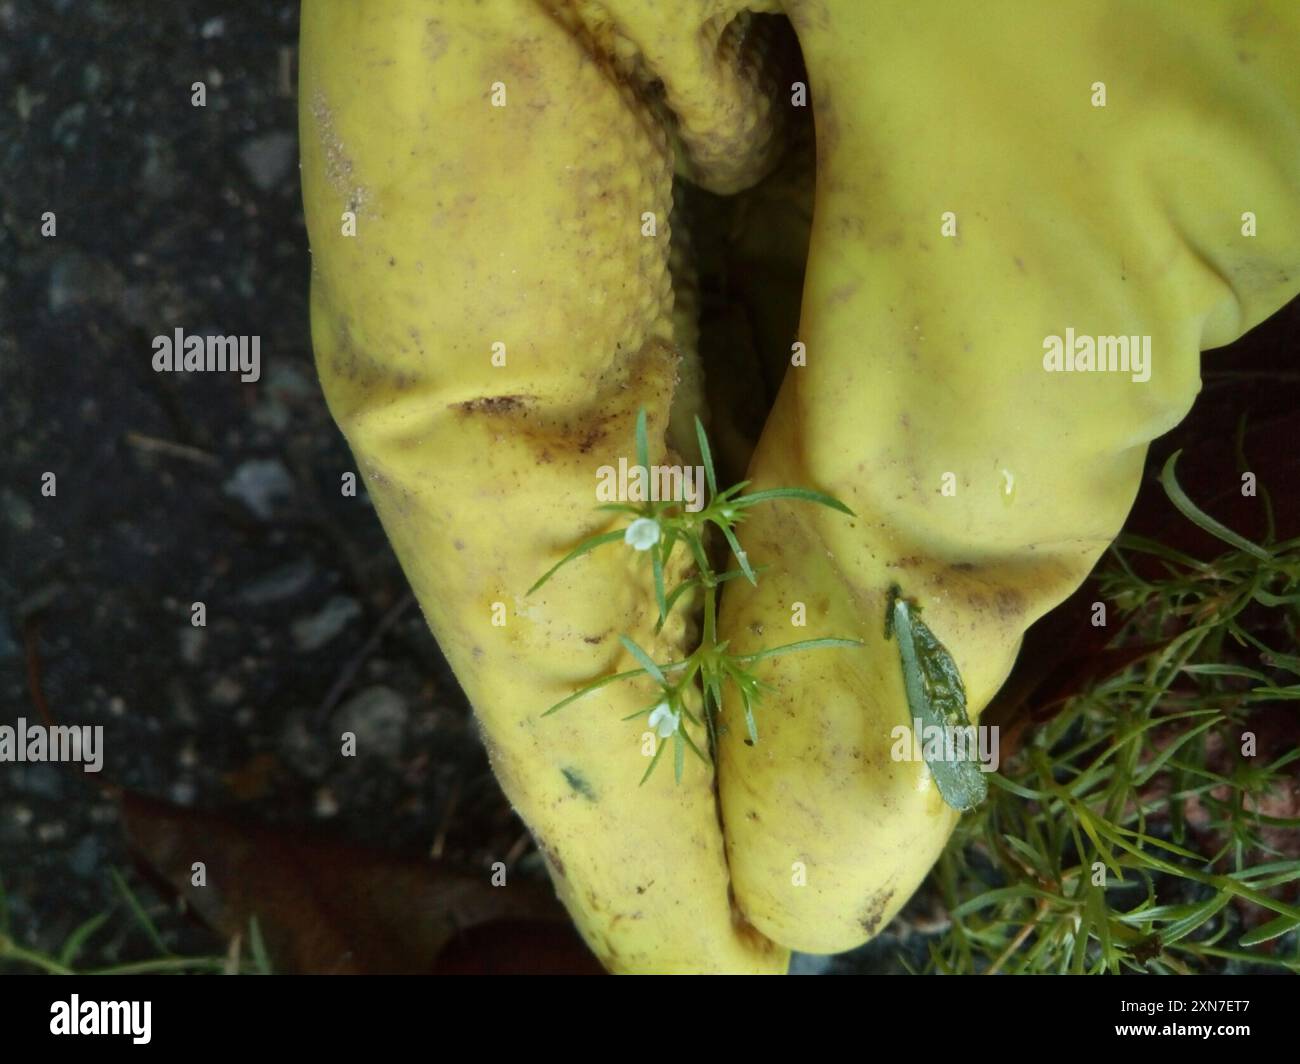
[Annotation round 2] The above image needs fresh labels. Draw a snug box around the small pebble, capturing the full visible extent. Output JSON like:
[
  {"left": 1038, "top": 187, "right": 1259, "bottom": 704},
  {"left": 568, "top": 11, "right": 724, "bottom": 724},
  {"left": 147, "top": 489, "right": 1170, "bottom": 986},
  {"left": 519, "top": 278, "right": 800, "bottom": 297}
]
[
  {"left": 314, "top": 787, "right": 339, "bottom": 818},
  {"left": 67, "top": 834, "right": 103, "bottom": 878},
  {"left": 280, "top": 712, "right": 330, "bottom": 779},
  {"left": 170, "top": 780, "right": 197, "bottom": 805},
  {"left": 292, "top": 595, "right": 361, "bottom": 651},
  {"left": 88, "top": 804, "right": 118, "bottom": 825},
  {"left": 2, "top": 487, "right": 36, "bottom": 531},
  {"left": 333, "top": 685, "right": 408, "bottom": 761},
  {"left": 238, "top": 131, "right": 297, "bottom": 192},
  {"left": 237, "top": 559, "right": 313, "bottom": 600},
  {"left": 37, "top": 822, "right": 67, "bottom": 843},
  {"left": 210, "top": 676, "right": 244, "bottom": 705},
  {"left": 223, "top": 459, "right": 295, "bottom": 520}
]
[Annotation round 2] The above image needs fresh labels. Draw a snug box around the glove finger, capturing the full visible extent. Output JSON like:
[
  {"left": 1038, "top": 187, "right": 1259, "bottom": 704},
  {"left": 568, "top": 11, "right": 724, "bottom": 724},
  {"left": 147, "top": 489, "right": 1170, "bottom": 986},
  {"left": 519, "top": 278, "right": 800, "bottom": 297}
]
[
  {"left": 300, "top": 0, "right": 787, "bottom": 972},
  {"left": 719, "top": 0, "right": 1300, "bottom": 953}
]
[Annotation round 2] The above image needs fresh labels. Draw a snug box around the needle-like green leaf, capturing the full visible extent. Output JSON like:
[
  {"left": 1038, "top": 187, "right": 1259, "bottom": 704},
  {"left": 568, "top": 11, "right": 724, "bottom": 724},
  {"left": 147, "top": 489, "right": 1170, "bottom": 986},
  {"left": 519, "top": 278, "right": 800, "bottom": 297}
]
[
  {"left": 639, "top": 735, "right": 667, "bottom": 784},
  {"left": 528, "top": 528, "right": 627, "bottom": 595},
  {"left": 738, "top": 637, "right": 862, "bottom": 663},
  {"left": 695, "top": 415, "right": 717, "bottom": 499},
  {"left": 736, "top": 486, "right": 855, "bottom": 516},
  {"left": 651, "top": 544, "right": 667, "bottom": 622},
  {"left": 619, "top": 634, "right": 666, "bottom": 685},
  {"left": 542, "top": 667, "right": 648, "bottom": 716},
  {"left": 717, "top": 521, "right": 755, "bottom": 584},
  {"left": 635, "top": 406, "right": 650, "bottom": 476}
]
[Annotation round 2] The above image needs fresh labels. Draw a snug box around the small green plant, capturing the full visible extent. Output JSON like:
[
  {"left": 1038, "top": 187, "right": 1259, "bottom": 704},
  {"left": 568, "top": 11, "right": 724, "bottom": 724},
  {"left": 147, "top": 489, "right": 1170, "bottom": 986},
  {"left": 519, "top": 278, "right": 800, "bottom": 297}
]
[
  {"left": 0, "top": 868, "right": 272, "bottom": 975},
  {"left": 922, "top": 450, "right": 1300, "bottom": 974},
  {"left": 529, "top": 409, "right": 860, "bottom": 782}
]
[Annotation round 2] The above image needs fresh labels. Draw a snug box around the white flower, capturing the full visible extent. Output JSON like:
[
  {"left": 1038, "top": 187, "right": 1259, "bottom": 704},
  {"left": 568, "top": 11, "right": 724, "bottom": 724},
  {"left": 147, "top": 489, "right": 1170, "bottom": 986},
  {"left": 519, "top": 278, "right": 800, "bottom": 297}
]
[
  {"left": 624, "top": 517, "right": 660, "bottom": 551},
  {"left": 647, "top": 702, "right": 679, "bottom": 738}
]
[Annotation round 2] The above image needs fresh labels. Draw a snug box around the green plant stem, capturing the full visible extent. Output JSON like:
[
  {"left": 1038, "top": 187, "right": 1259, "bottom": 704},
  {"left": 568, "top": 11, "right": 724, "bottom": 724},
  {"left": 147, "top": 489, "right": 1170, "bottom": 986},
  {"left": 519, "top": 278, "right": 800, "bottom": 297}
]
[
  {"left": 1, "top": 936, "right": 74, "bottom": 975},
  {"left": 702, "top": 570, "right": 718, "bottom": 646},
  {"left": 87, "top": 957, "right": 235, "bottom": 975},
  {"left": 1, "top": 934, "right": 247, "bottom": 976}
]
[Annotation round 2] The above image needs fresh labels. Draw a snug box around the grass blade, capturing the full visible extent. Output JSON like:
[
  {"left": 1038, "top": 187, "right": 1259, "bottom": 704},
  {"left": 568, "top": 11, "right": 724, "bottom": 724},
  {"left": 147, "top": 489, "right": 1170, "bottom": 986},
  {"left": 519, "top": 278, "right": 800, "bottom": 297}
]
[
  {"left": 58, "top": 911, "right": 110, "bottom": 968},
  {"left": 1238, "top": 913, "right": 1300, "bottom": 947},
  {"left": 248, "top": 915, "right": 273, "bottom": 973},
  {"left": 1160, "top": 450, "right": 1270, "bottom": 560},
  {"left": 111, "top": 869, "right": 170, "bottom": 956}
]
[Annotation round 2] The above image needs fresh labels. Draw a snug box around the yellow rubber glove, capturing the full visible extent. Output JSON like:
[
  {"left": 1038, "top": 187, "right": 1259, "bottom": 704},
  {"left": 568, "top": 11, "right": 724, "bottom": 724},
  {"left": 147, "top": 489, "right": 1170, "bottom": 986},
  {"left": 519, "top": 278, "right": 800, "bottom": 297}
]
[{"left": 301, "top": 0, "right": 1300, "bottom": 970}]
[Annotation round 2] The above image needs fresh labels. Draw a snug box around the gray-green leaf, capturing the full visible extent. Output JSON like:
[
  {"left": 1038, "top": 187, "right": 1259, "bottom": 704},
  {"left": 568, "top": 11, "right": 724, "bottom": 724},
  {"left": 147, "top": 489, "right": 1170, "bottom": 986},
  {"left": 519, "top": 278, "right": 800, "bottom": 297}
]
[{"left": 888, "top": 591, "right": 988, "bottom": 811}]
